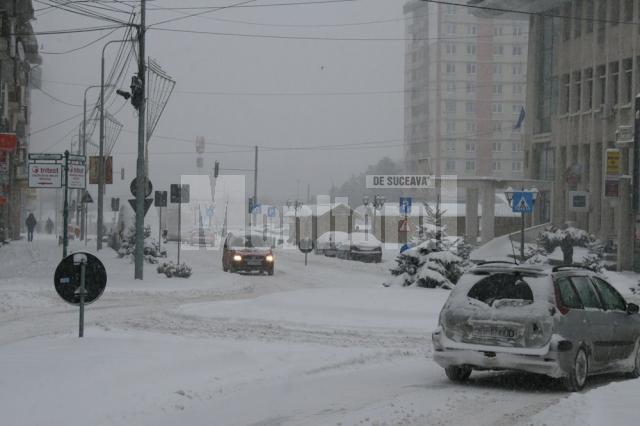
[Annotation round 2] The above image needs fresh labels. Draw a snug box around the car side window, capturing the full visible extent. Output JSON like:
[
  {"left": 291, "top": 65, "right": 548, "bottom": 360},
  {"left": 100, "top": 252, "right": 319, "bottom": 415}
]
[
  {"left": 591, "top": 277, "right": 627, "bottom": 311},
  {"left": 570, "top": 276, "right": 603, "bottom": 309},
  {"left": 555, "top": 277, "right": 583, "bottom": 309}
]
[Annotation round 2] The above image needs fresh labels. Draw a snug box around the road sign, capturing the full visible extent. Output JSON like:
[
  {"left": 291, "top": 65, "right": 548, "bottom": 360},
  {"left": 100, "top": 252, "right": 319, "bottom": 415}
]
[
  {"left": 512, "top": 191, "right": 534, "bottom": 213},
  {"left": 81, "top": 191, "right": 93, "bottom": 204},
  {"left": 606, "top": 149, "right": 621, "bottom": 177},
  {"left": 130, "top": 177, "right": 153, "bottom": 197},
  {"left": 299, "top": 238, "right": 314, "bottom": 254},
  {"left": 154, "top": 190, "right": 167, "bottom": 207},
  {"left": 67, "top": 163, "right": 86, "bottom": 189},
  {"left": 398, "top": 217, "right": 410, "bottom": 232},
  {"left": 28, "top": 163, "right": 62, "bottom": 188},
  {"left": 207, "top": 205, "right": 214, "bottom": 216},
  {"left": 68, "top": 154, "right": 86, "bottom": 163},
  {"left": 128, "top": 198, "right": 154, "bottom": 217},
  {"left": 268, "top": 206, "right": 276, "bottom": 218},
  {"left": 111, "top": 197, "right": 120, "bottom": 212},
  {"left": 54, "top": 252, "right": 107, "bottom": 305},
  {"left": 0, "top": 133, "right": 17, "bottom": 152},
  {"left": 29, "top": 153, "right": 62, "bottom": 161},
  {"left": 605, "top": 179, "right": 620, "bottom": 198},
  {"left": 252, "top": 204, "right": 261, "bottom": 214},
  {"left": 399, "top": 197, "right": 412, "bottom": 215},
  {"left": 569, "top": 191, "right": 590, "bottom": 212},
  {"left": 89, "top": 156, "right": 113, "bottom": 184},
  {"left": 170, "top": 184, "right": 190, "bottom": 203}
]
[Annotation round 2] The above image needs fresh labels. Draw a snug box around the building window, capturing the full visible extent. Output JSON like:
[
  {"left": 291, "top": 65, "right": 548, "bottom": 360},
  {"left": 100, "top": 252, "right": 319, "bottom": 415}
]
[
  {"left": 466, "top": 160, "right": 476, "bottom": 170},
  {"left": 596, "top": 65, "right": 606, "bottom": 106},
  {"left": 446, "top": 81, "right": 456, "bottom": 93},
  {"left": 492, "top": 121, "right": 502, "bottom": 132},
  {"left": 597, "top": 1, "right": 606, "bottom": 41},
  {"left": 610, "top": 61, "right": 619, "bottom": 106},
  {"left": 493, "top": 64, "right": 502, "bottom": 74},
  {"left": 610, "top": 0, "right": 620, "bottom": 25},
  {"left": 466, "top": 101, "right": 475, "bottom": 113},
  {"left": 623, "top": 58, "right": 633, "bottom": 104},
  {"left": 572, "top": 71, "right": 582, "bottom": 112},
  {"left": 512, "top": 143, "right": 522, "bottom": 152},
  {"left": 584, "top": 67, "right": 593, "bottom": 110},
  {"left": 493, "top": 84, "right": 503, "bottom": 96},
  {"left": 574, "top": 0, "right": 582, "bottom": 38},
  {"left": 584, "top": 0, "right": 594, "bottom": 33},
  {"left": 492, "top": 103, "right": 503, "bottom": 113},
  {"left": 492, "top": 161, "right": 502, "bottom": 171},
  {"left": 563, "top": 3, "right": 571, "bottom": 40},
  {"left": 494, "top": 26, "right": 503, "bottom": 36},
  {"left": 446, "top": 4, "right": 456, "bottom": 15},
  {"left": 513, "top": 26, "right": 523, "bottom": 36},
  {"left": 446, "top": 63, "right": 456, "bottom": 74},
  {"left": 512, "top": 45, "right": 522, "bottom": 56},
  {"left": 562, "top": 73, "right": 571, "bottom": 113},
  {"left": 466, "top": 63, "right": 476, "bottom": 74},
  {"left": 512, "top": 161, "right": 522, "bottom": 172},
  {"left": 445, "top": 100, "right": 457, "bottom": 113},
  {"left": 466, "top": 143, "right": 476, "bottom": 152},
  {"left": 492, "top": 142, "right": 503, "bottom": 152},
  {"left": 446, "top": 141, "right": 456, "bottom": 152},
  {"left": 446, "top": 121, "right": 455, "bottom": 134},
  {"left": 446, "top": 160, "right": 456, "bottom": 171},
  {"left": 447, "top": 24, "right": 456, "bottom": 34},
  {"left": 445, "top": 43, "right": 456, "bottom": 55},
  {"left": 466, "top": 82, "right": 475, "bottom": 94},
  {"left": 466, "top": 121, "right": 476, "bottom": 132},
  {"left": 467, "top": 25, "right": 477, "bottom": 35},
  {"left": 467, "top": 44, "right": 476, "bottom": 55},
  {"left": 624, "top": 0, "right": 633, "bottom": 22},
  {"left": 494, "top": 45, "right": 504, "bottom": 55},
  {"left": 513, "top": 84, "right": 524, "bottom": 95},
  {"left": 512, "top": 64, "right": 523, "bottom": 75}
]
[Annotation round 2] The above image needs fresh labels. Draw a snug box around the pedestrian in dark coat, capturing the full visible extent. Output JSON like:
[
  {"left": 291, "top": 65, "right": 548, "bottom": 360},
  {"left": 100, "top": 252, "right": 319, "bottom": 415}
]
[{"left": 26, "top": 213, "right": 37, "bottom": 242}]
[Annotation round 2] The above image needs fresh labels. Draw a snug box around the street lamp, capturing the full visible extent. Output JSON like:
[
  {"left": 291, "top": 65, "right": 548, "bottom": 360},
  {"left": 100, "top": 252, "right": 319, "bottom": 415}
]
[
  {"left": 504, "top": 186, "right": 538, "bottom": 261},
  {"left": 362, "top": 196, "right": 371, "bottom": 237},
  {"left": 286, "top": 199, "right": 303, "bottom": 244}
]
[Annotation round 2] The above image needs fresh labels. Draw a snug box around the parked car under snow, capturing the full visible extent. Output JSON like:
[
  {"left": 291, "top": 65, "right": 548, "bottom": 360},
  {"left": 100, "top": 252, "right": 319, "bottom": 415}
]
[
  {"left": 315, "top": 231, "right": 349, "bottom": 257},
  {"left": 335, "top": 232, "right": 382, "bottom": 263},
  {"left": 432, "top": 263, "right": 640, "bottom": 391}
]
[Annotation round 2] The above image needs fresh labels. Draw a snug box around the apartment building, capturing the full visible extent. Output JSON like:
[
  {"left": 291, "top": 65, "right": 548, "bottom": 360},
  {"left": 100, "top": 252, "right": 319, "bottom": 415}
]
[
  {"left": 403, "top": 0, "right": 528, "bottom": 179},
  {"left": 0, "top": 0, "right": 40, "bottom": 240}
]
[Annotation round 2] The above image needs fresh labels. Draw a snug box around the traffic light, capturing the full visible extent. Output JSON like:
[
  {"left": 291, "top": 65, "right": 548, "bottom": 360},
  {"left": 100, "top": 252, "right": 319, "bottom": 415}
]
[
  {"left": 214, "top": 161, "right": 220, "bottom": 178},
  {"left": 248, "top": 197, "right": 254, "bottom": 214}
]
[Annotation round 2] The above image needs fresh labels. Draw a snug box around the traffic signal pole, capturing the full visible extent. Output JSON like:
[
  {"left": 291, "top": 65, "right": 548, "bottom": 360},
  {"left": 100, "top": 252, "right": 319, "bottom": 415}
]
[{"left": 134, "top": 0, "right": 146, "bottom": 279}]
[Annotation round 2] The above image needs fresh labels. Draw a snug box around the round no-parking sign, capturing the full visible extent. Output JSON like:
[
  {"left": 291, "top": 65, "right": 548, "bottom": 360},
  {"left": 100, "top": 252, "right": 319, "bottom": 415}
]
[{"left": 54, "top": 252, "right": 107, "bottom": 305}]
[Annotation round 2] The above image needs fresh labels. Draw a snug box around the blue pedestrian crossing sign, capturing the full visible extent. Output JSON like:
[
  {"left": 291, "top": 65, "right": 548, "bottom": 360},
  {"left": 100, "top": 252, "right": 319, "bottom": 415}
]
[
  {"left": 512, "top": 191, "right": 534, "bottom": 213},
  {"left": 252, "top": 204, "right": 261, "bottom": 215},
  {"left": 399, "top": 197, "right": 412, "bottom": 215},
  {"left": 268, "top": 206, "right": 276, "bottom": 218}
]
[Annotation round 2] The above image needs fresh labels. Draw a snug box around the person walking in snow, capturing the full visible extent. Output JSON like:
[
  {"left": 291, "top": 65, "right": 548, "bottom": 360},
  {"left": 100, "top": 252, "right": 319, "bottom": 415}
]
[{"left": 25, "top": 213, "right": 37, "bottom": 242}]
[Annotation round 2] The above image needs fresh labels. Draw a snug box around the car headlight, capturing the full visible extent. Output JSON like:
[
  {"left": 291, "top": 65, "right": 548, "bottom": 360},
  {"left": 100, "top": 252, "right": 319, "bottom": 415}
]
[
  {"left": 233, "top": 255, "right": 242, "bottom": 262},
  {"left": 266, "top": 255, "right": 274, "bottom": 262}
]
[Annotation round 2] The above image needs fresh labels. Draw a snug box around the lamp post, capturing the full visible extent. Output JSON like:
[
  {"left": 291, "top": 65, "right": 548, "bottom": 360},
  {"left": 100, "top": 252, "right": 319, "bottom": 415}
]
[
  {"left": 287, "top": 199, "right": 302, "bottom": 245},
  {"left": 504, "top": 186, "right": 538, "bottom": 260},
  {"left": 372, "top": 194, "right": 385, "bottom": 238},
  {"left": 97, "top": 39, "right": 132, "bottom": 251},
  {"left": 362, "top": 196, "right": 370, "bottom": 238}
]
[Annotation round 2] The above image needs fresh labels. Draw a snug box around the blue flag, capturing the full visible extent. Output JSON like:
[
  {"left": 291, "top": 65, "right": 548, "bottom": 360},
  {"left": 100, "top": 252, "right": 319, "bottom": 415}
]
[{"left": 513, "top": 106, "right": 525, "bottom": 130}]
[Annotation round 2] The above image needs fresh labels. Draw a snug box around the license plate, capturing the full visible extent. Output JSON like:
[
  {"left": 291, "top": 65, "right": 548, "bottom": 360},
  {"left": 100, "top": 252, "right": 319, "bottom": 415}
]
[
  {"left": 472, "top": 325, "right": 518, "bottom": 340},
  {"left": 247, "top": 259, "right": 262, "bottom": 266}
]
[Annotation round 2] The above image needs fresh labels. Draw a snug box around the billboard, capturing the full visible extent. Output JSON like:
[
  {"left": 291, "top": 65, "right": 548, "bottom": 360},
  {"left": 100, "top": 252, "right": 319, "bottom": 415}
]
[{"left": 89, "top": 156, "right": 113, "bottom": 185}]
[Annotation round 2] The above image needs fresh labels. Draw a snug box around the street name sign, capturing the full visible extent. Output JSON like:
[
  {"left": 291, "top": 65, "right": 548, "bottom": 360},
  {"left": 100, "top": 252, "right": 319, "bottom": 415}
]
[{"left": 29, "top": 153, "right": 63, "bottom": 161}]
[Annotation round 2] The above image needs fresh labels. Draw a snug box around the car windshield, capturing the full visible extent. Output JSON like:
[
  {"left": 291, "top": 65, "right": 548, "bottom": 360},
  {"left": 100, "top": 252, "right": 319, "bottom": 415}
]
[{"left": 13, "top": 0, "right": 640, "bottom": 423}]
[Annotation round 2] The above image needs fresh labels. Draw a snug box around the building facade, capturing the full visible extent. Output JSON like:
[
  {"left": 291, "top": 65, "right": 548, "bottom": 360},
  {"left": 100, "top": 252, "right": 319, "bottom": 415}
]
[
  {"left": 403, "top": 0, "right": 528, "bottom": 179},
  {"left": 0, "top": 0, "right": 40, "bottom": 240}
]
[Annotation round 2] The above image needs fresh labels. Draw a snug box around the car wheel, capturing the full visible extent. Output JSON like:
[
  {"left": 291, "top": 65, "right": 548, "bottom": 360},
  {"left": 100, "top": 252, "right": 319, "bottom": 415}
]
[
  {"left": 444, "top": 365, "right": 471, "bottom": 382},
  {"left": 564, "top": 347, "right": 588, "bottom": 392},
  {"left": 628, "top": 342, "right": 640, "bottom": 379}
]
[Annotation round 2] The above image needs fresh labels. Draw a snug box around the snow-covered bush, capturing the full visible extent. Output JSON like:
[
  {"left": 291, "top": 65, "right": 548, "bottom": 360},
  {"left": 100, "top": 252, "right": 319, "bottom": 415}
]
[
  {"left": 117, "top": 225, "right": 167, "bottom": 264},
  {"left": 157, "top": 261, "right": 192, "bottom": 278},
  {"left": 385, "top": 202, "right": 469, "bottom": 289},
  {"left": 537, "top": 225, "right": 593, "bottom": 265}
]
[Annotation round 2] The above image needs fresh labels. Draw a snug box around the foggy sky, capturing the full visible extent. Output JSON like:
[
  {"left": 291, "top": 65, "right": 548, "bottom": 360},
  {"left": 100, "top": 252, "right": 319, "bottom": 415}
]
[{"left": 30, "top": 0, "right": 406, "bottom": 205}]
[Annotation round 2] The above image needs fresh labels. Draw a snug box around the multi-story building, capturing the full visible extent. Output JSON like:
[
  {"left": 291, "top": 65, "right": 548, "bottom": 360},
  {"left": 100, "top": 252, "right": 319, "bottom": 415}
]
[
  {"left": 471, "top": 0, "right": 640, "bottom": 269},
  {"left": 0, "top": 0, "right": 40, "bottom": 240},
  {"left": 404, "top": 1, "right": 528, "bottom": 180}
]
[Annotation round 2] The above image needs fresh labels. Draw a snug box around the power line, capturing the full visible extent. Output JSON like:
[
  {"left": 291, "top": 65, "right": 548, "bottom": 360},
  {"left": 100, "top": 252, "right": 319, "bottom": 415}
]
[
  {"left": 30, "top": 112, "right": 84, "bottom": 136},
  {"left": 146, "top": 0, "right": 357, "bottom": 12},
  {"left": 34, "top": 86, "right": 83, "bottom": 107},
  {"left": 40, "top": 27, "right": 120, "bottom": 54},
  {"left": 148, "top": 0, "right": 258, "bottom": 28}
]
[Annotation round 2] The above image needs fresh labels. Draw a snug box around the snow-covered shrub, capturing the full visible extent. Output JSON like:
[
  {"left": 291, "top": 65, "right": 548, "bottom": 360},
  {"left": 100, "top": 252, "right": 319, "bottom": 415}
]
[
  {"left": 157, "top": 261, "right": 192, "bottom": 278},
  {"left": 537, "top": 225, "right": 593, "bottom": 265},
  {"left": 117, "top": 225, "right": 167, "bottom": 263}
]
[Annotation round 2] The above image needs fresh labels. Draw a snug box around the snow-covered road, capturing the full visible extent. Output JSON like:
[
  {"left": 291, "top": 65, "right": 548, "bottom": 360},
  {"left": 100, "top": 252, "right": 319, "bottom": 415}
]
[{"left": 0, "top": 236, "right": 638, "bottom": 425}]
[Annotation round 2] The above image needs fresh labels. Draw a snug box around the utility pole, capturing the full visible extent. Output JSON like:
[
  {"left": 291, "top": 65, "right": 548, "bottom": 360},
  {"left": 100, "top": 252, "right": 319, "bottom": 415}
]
[
  {"left": 253, "top": 145, "right": 258, "bottom": 207},
  {"left": 134, "top": 0, "right": 147, "bottom": 279}
]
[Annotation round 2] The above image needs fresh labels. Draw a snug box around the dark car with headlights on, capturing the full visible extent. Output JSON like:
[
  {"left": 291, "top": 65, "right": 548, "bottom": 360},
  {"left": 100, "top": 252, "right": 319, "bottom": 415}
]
[{"left": 222, "top": 233, "right": 275, "bottom": 275}]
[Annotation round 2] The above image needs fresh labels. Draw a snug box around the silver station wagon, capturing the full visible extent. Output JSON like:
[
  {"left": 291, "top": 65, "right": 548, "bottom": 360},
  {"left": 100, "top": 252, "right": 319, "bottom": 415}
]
[{"left": 432, "top": 263, "right": 640, "bottom": 391}]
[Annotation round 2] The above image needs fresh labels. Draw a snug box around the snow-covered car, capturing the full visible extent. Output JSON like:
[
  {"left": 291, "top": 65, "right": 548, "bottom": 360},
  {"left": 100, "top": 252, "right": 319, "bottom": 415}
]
[
  {"left": 432, "top": 263, "right": 640, "bottom": 391},
  {"left": 315, "top": 231, "right": 349, "bottom": 256},
  {"left": 222, "top": 233, "right": 275, "bottom": 275},
  {"left": 335, "top": 232, "right": 382, "bottom": 263}
]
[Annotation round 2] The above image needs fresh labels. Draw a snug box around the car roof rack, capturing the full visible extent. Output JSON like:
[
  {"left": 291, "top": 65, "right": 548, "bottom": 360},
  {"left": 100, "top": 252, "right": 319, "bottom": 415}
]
[
  {"left": 551, "top": 264, "right": 593, "bottom": 273},
  {"left": 476, "top": 260, "right": 518, "bottom": 266}
]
